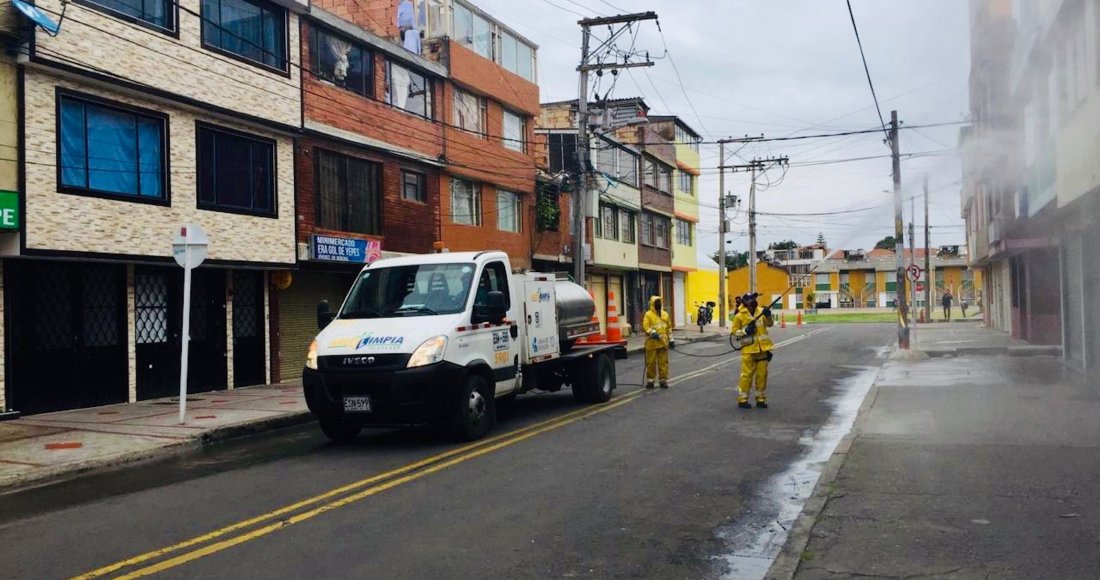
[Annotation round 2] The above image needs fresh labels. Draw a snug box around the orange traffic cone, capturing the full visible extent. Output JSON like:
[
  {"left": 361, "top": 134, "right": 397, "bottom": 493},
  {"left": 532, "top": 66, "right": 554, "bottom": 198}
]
[
  {"left": 606, "top": 291, "right": 623, "bottom": 342},
  {"left": 797, "top": 311, "right": 803, "bottom": 326},
  {"left": 780, "top": 313, "right": 787, "bottom": 329}
]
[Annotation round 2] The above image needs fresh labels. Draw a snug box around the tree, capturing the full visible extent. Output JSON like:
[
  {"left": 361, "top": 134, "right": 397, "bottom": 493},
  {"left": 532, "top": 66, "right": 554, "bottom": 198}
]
[
  {"left": 874, "top": 236, "right": 898, "bottom": 250},
  {"left": 711, "top": 251, "right": 750, "bottom": 270},
  {"left": 768, "top": 240, "right": 799, "bottom": 251},
  {"left": 816, "top": 232, "right": 827, "bottom": 246}
]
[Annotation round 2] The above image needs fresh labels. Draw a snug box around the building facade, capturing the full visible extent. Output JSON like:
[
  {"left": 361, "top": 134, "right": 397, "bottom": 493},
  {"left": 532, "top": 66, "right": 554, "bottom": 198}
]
[
  {"left": 650, "top": 116, "right": 701, "bottom": 328},
  {"left": 3, "top": 0, "right": 305, "bottom": 414}
]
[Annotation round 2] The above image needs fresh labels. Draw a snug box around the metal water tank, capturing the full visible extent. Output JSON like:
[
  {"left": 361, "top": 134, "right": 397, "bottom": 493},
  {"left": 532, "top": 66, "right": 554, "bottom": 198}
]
[{"left": 554, "top": 279, "right": 597, "bottom": 339}]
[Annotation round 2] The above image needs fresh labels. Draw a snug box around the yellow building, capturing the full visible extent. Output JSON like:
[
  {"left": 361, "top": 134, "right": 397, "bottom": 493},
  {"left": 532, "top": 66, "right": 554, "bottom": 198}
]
[{"left": 727, "top": 262, "right": 791, "bottom": 316}]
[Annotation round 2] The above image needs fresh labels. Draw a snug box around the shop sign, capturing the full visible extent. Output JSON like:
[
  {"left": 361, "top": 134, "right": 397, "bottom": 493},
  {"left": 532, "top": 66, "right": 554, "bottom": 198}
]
[
  {"left": 0, "top": 191, "right": 18, "bottom": 230},
  {"left": 311, "top": 235, "right": 381, "bottom": 264}
]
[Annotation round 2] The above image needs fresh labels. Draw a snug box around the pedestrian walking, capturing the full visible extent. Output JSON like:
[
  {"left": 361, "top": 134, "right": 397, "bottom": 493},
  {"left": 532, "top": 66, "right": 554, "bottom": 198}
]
[
  {"left": 732, "top": 293, "right": 775, "bottom": 409},
  {"left": 642, "top": 295, "right": 671, "bottom": 389},
  {"left": 960, "top": 299, "right": 969, "bottom": 319},
  {"left": 941, "top": 291, "right": 953, "bottom": 321}
]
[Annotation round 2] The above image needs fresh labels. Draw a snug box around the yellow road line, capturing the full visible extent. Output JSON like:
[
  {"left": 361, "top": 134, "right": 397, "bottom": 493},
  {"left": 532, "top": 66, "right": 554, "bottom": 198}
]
[
  {"left": 109, "top": 394, "right": 643, "bottom": 579},
  {"left": 71, "top": 392, "right": 640, "bottom": 580}
]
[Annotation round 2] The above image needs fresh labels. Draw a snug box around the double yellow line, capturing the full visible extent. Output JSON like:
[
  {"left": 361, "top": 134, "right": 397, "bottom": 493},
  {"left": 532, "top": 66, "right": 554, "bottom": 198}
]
[{"left": 72, "top": 391, "right": 646, "bottom": 579}]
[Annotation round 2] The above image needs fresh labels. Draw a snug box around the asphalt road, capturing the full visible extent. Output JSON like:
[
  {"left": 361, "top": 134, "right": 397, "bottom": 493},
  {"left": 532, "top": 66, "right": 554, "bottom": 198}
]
[{"left": 0, "top": 324, "right": 894, "bottom": 580}]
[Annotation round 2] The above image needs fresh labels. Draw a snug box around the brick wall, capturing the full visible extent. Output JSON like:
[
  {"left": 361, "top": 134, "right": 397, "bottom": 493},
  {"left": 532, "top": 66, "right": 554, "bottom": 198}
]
[
  {"left": 23, "top": 73, "right": 297, "bottom": 264},
  {"left": 447, "top": 40, "right": 539, "bottom": 115},
  {"left": 643, "top": 185, "right": 675, "bottom": 216},
  {"left": 315, "top": 0, "right": 399, "bottom": 40},
  {"left": 538, "top": 103, "right": 575, "bottom": 131},
  {"left": 301, "top": 23, "right": 444, "bottom": 159},
  {"left": 296, "top": 136, "right": 440, "bottom": 255},
  {"left": 639, "top": 244, "right": 671, "bottom": 269},
  {"left": 34, "top": 0, "right": 301, "bottom": 127}
]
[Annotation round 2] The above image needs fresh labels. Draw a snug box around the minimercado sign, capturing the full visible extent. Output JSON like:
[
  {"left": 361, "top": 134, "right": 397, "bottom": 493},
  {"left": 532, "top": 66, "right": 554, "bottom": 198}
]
[{"left": 0, "top": 191, "right": 18, "bottom": 231}]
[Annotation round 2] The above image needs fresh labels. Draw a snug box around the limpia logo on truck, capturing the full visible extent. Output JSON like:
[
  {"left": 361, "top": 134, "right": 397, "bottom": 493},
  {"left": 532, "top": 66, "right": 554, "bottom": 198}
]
[{"left": 355, "top": 333, "right": 405, "bottom": 350}]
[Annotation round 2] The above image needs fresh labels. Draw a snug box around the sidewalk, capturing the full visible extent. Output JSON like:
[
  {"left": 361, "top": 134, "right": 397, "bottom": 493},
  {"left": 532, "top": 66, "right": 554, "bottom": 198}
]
[
  {"left": 914, "top": 321, "right": 1061, "bottom": 357},
  {"left": 769, "top": 328, "right": 1099, "bottom": 579},
  {"left": 0, "top": 384, "right": 309, "bottom": 492}
]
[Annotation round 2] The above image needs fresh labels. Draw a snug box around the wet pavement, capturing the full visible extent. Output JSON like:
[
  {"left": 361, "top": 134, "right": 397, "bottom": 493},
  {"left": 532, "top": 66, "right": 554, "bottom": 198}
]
[{"left": 0, "top": 324, "right": 893, "bottom": 579}]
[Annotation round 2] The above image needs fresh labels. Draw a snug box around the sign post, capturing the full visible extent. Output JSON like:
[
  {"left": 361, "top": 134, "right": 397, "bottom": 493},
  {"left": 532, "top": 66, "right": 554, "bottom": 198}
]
[{"left": 172, "top": 224, "right": 209, "bottom": 425}]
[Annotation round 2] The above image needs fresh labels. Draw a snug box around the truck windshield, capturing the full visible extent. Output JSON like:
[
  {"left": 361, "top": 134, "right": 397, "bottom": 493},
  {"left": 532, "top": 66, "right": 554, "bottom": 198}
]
[{"left": 339, "top": 263, "right": 476, "bottom": 319}]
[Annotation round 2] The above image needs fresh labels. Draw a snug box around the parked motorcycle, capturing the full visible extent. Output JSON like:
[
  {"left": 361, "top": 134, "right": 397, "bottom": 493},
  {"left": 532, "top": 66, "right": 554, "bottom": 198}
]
[{"left": 696, "top": 301, "right": 716, "bottom": 332}]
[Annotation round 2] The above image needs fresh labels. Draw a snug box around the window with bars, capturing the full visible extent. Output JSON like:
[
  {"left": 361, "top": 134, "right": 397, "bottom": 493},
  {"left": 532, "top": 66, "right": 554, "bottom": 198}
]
[
  {"left": 315, "top": 149, "right": 381, "bottom": 235},
  {"left": 451, "top": 178, "right": 481, "bottom": 225}
]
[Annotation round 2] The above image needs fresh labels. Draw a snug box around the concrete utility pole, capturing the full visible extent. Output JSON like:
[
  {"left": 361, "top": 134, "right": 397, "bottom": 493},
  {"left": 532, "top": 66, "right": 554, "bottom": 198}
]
[
  {"left": 718, "top": 140, "right": 727, "bottom": 327},
  {"left": 923, "top": 176, "right": 932, "bottom": 320},
  {"left": 723, "top": 156, "right": 789, "bottom": 297},
  {"left": 890, "top": 110, "right": 909, "bottom": 349},
  {"left": 572, "top": 12, "right": 658, "bottom": 285}
]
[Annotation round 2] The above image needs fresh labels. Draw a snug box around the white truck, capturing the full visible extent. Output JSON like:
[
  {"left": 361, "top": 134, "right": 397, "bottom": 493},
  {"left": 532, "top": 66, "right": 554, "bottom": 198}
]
[{"left": 303, "top": 251, "right": 625, "bottom": 442}]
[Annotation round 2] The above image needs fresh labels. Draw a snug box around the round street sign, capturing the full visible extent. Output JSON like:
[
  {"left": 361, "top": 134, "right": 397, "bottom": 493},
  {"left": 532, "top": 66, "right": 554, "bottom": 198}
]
[
  {"left": 906, "top": 264, "right": 923, "bottom": 281},
  {"left": 172, "top": 223, "right": 209, "bottom": 269}
]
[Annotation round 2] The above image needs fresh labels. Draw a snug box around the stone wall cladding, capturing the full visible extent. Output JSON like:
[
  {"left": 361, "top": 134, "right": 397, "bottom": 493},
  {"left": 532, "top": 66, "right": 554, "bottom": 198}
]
[
  {"left": 34, "top": 0, "right": 301, "bottom": 127},
  {"left": 296, "top": 136, "right": 440, "bottom": 254},
  {"left": 23, "top": 73, "right": 296, "bottom": 264},
  {"left": 0, "top": 261, "right": 5, "bottom": 411}
]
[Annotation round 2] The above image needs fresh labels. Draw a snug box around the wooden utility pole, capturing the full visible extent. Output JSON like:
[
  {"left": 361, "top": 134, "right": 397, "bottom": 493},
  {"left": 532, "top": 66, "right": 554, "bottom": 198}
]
[
  {"left": 572, "top": 12, "right": 657, "bottom": 285},
  {"left": 890, "top": 110, "right": 909, "bottom": 349}
]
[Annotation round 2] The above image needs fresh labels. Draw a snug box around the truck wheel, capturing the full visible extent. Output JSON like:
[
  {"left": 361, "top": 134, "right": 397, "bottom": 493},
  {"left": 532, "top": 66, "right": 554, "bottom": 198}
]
[
  {"left": 452, "top": 374, "right": 495, "bottom": 441},
  {"left": 576, "top": 354, "right": 615, "bottom": 404},
  {"left": 319, "top": 417, "right": 361, "bottom": 443}
]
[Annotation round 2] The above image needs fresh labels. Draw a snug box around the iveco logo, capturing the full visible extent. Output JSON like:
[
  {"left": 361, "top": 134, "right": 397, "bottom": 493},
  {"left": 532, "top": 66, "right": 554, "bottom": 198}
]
[{"left": 342, "top": 356, "right": 376, "bottom": 366}]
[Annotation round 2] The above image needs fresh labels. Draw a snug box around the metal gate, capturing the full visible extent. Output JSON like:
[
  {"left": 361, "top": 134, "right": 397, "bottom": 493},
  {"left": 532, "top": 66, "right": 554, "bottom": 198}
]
[
  {"left": 232, "top": 270, "right": 266, "bottom": 387},
  {"left": 135, "top": 267, "right": 226, "bottom": 400},
  {"left": 6, "top": 261, "right": 128, "bottom": 414}
]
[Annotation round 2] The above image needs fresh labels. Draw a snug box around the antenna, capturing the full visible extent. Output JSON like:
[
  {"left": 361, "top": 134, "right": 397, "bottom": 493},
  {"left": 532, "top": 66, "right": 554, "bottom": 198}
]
[{"left": 12, "top": 0, "right": 67, "bottom": 37}]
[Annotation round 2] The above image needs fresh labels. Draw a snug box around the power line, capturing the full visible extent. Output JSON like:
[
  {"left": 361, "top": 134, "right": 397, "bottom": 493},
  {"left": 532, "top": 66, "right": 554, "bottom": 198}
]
[{"left": 845, "top": 0, "right": 888, "bottom": 136}]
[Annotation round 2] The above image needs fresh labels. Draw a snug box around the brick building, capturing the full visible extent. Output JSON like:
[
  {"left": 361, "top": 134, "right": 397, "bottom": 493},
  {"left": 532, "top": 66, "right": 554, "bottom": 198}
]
[{"left": 1, "top": 0, "right": 305, "bottom": 414}]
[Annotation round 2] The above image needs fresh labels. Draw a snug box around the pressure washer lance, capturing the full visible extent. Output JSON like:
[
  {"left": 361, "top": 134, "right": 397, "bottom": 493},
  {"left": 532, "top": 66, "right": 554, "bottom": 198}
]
[{"left": 726, "top": 262, "right": 835, "bottom": 352}]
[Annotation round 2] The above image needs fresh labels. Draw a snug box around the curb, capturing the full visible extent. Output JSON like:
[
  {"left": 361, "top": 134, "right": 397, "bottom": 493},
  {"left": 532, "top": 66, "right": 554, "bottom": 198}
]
[
  {"left": 922, "top": 345, "right": 1063, "bottom": 358},
  {"left": 0, "top": 411, "right": 315, "bottom": 495},
  {"left": 765, "top": 383, "right": 881, "bottom": 580}
]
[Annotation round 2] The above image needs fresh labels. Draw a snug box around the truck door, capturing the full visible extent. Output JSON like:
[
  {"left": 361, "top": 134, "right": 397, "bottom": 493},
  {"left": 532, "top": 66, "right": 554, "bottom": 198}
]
[{"left": 472, "top": 261, "right": 521, "bottom": 396}]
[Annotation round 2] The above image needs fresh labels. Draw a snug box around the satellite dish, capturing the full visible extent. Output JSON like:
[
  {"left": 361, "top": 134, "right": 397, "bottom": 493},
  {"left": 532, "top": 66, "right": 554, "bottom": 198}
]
[{"left": 12, "top": 0, "right": 65, "bottom": 37}]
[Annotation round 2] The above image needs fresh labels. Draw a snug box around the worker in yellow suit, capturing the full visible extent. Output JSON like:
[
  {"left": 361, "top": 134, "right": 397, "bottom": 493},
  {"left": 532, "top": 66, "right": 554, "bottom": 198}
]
[
  {"left": 732, "top": 293, "right": 775, "bottom": 409},
  {"left": 642, "top": 295, "right": 671, "bottom": 389}
]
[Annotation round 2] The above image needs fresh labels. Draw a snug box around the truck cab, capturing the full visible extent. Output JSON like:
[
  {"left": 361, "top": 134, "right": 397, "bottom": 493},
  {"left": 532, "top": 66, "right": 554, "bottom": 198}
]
[{"left": 303, "top": 251, "right": 620, "bottom": 442}]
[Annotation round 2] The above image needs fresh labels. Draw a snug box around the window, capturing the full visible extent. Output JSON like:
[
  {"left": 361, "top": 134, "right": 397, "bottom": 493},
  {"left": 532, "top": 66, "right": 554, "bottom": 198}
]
[
  {"left": 201, "top": 0, "right": 287, "bottom": 71},
  {"left": 476, "top": 261, "right": 511, "bottom": 310},
  {"left": 315, "top": 149, "right": 381, "bottom": 235},
  {"left": 453, "top": 1, "right": 491, "bottom": 59},
  {"left": 675, "top": 125, "right": 700, "bottom": 152},
  {"left": 386, "top": 61, "right": 432, "bottom": 119},
  {"left": 679, "top": 171, "right": 694, "bottom": 195},
  {"left": 675, "top": 218, "right": 692, "bottom": 246},
  {"left": 311, "top": 26, "right": 373, "bottom": 97},
  {"left": 641, "top": 212, "right": 653, "bottom": 246},
  {"left": 643, "top": 159, "right": 656, "bottom": 188},
  {"left": 502, "top": 110, "right": 525, "bottom": 152},
  {"left": 497, "top": 190, "right": 521, "bottom": 233},
  {"left": 596, "top": 140, "right": 639, "bottom": 188},
  {"left": 451, "top": 178, "right": 480, "bottom": 225},
  {"left": 58, "top": 95, "right": 167, "bottom": 202},
  {"left": 658, "top": 165, "right": 672, "bottom": 193},
  {"left": 655, "top": 216, "right": 669, "bottom": 249},
  {"left": 620, "top": 210, "right": 636, "bottom": 243},
  {"left": 84, "top": 0, "right": 173, "bottom": 31},
  {"left": 547, "top": 133, "right": 578, "bottom": 174},
  {"left": 497, "top": 30, "right": 534, "bottom": 81},
  {"left": 598, "top": 204, "right": 618, "bottom": 240},
  {"left": 197, "top": 124, "right": 276, "bottom": 216},
  {"left": 454, "top": 88, "right": 486, "bottom": 136},
  {"left": 402, "top": 170, "right": 426, "bottom": 203}
]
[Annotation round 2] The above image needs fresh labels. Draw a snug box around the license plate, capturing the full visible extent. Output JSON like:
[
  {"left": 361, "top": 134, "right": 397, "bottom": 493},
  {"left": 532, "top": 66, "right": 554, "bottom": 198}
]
[{"left": 343, "top": 396, "right": 372, "bottom": 413}]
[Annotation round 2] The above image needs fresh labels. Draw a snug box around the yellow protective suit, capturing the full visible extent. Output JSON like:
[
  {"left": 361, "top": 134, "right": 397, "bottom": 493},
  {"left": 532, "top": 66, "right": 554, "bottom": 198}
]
[
  {"left": 732, "top": 304, "right": 775, "bottom": 404},
  {"left": 641, "top": 295, "right": 671, "bottom": 387}
]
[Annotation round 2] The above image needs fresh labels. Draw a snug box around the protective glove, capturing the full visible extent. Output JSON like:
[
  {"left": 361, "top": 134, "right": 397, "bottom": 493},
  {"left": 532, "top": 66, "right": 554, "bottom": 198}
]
[{"left": 649, "top": 331, "right": 660, "bottom": 340}]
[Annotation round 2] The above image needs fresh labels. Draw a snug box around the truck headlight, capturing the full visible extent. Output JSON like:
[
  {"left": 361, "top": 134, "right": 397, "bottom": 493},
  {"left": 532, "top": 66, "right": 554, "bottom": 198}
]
[
  {"left": 305, "top": 340, "right": 319, "bottom": 370},
  {"left": 407, "top": 335, "right": 448, "bottom": 368}
]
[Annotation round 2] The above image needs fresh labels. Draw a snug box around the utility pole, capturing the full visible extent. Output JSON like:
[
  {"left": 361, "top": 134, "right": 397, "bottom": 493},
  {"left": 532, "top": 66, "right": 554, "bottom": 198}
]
[
  {"left": 723, "top": 156, "right": 789, "bottom": 297},
  {"left": 923, "top": 176, "right": 932, "bottom": 322},
  {"left": 572, "top": 12, "right": 658, "bottom": 285},
  {"left": 718, "top": 140, "right": 727, "bottom": 327},
  {"left": 890, "top": 110, "right": 909, "bottom": 349}
]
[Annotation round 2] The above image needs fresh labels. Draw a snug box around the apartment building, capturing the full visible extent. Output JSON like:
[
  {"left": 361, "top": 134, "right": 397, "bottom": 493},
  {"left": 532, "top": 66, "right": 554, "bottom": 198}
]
[
  {"left": 2, "top": 0, "right": 305, "bottom": 415},
  {"left": 649, "top": 116, "right": 701, "bottom": 327},
  {"left": 0, "top": 2, "right": 19, "bottom": 416}
]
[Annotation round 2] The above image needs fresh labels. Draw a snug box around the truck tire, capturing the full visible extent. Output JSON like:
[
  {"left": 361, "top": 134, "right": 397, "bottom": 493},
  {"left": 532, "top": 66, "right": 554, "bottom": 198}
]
[
  {"left": 575, "top": 354, "right": 615, "bottom": 404},
  {"left": 319, "top": 416, "right": 362, "bottom": 443},
  {"left": 452, "top": 373, "right": 495, "bottom": 441}
]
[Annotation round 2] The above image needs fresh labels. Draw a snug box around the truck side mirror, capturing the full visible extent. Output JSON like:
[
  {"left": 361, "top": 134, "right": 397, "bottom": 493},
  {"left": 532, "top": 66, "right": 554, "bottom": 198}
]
[
  {"left": 473, "top": 291, "right": 507, "bottom": 324},
  {"left": 317, "top": 300, "right": 336, "bottom": 330}
]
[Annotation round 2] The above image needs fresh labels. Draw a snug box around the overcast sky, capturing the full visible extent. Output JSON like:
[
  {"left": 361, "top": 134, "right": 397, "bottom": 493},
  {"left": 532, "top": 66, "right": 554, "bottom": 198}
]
[{"left": 473, "top": 0, "right": 971, "bottom": 261}]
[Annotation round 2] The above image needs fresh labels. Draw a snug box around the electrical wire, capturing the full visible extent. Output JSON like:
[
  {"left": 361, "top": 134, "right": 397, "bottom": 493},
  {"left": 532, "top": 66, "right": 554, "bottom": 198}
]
[{"left": 845, "top": 0, "right": 888, "bottom": 137}]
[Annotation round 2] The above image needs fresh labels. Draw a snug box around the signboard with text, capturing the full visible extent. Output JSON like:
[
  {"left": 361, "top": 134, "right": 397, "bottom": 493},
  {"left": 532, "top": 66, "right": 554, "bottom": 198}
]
[
  {"left": 0, "top": 191, "right": 18, "bottom": 231},
  {"left": 310, "top": 235, "right": 381, "bottom": 264}
]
